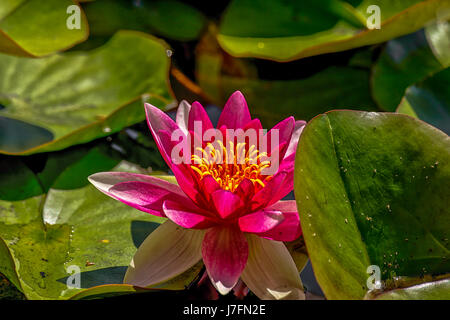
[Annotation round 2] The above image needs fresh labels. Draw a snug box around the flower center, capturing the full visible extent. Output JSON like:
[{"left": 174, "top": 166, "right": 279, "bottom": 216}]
[{"left": 190, "top": 140, "right": 272, "bottom": 192}]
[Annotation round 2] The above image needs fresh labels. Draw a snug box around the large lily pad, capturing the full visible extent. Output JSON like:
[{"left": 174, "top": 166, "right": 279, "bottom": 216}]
[
  {"left": 397, "top": 68, "right": 450, "bottom": 135},
  {"left": 0, "top": 30, "right": 173, "bottom": 155},
  {"left": 294, "top": 111, "right": 450, "bottom": 299},
  {"left": 0, "top": 147, "right": 199, "bottom": 299},
  {"left": 0, "top": 0, "right": 89, "bottom": 57},
  {"left": 218, "top": 0, "right": 449, "bottom": 61},
  {"left": 372, "top": 25, "right": 449, "bottom": 111}
]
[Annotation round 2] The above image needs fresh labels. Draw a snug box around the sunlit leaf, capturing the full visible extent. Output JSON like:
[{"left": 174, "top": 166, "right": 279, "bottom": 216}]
[
  {"left": 0, "top": 0, "right": 88, "bottom": 57},
  {"left": 218, "top": 0, "right": 449, "bottom": 61},
  {"left": 0, "top": 31, "right": 173, "bottom": 155}
]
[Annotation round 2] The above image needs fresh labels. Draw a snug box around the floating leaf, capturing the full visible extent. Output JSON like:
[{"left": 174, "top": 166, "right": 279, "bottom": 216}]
[
  {"left": 294, "top": 111, "right": 450, "bottom": 299},
  {"left": 0, "top": 30, "right": 173, "bottom": 155},
  {"left": 218, "top": 0, "right": 449, "bottom": 61},
  {"left": 0, "top": 147, "right": 197, "bottom": 299},
  {"left": 397, "top": 68, "right": 450, "bottom": 135},
  {"left": 372, "top": 26, "right": 449, "bottom": 111},
  {"left": 369, "top": 278, "right": 450, "bottom": 300},
  {"left": 0, "top": 0, "right": 89, "bottom": 57},
  {"left": 83, "top": 0, "right": 206, "bottom": 41}
]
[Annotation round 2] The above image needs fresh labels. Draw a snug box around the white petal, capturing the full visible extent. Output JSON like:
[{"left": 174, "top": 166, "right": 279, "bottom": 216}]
[
  {"left": 176, "top": 100, "right": 192, "bottom": 135},
  {"left": 124, "top": 220, "right": 204, "bottom": 287},
  {"left": 241, "top": 234, "right": 305, "bottom": 300}
]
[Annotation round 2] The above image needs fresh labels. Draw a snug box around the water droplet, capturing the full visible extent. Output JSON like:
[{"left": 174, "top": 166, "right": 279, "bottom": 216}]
[
  {"left": 306, "top": 195, "right": 309, "bottom": 200},
  {"left": 338, "top": 243, "right": 342, "bottom": 248},
  {"left": 102, "top": 126, "right": 111, "bottom": 133},
  {"left": 344, "top": 218, "right": 348, "bottom": 224},
  {"left": 312, "top": 233, "right": 317, "bottom": 237},
  {"left": 386, "top": 204, "right": 391, "bottom": 212},
  {"left": 166, "top": 49, "right": 173, "bottom": 57}
]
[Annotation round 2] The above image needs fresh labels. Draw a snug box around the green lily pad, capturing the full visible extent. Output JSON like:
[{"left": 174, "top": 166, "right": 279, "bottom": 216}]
[
  {"left": 0, "top": 146, "right": 198, "bottom": 299},
  {"left": 0, "top": 30, "right": 173, "bottom": 155},
  {"left": 83, "top": 0, "right": 206, "bottom": 41},
  {"left": 0, "top": 0, "right": 89, "bottom": 57},
  {"left": 372, "top": 25, "right": 449, "bottom": 111},
  {"left": 397, "top": 68, "right": 450, "bottom": 135},
  {"left": 218, "top": 0, "right": 449, "bottom": 61},
  {"left": 294, "top": 111, "right": 450, "bottom": 299},
  {"left": 369, "top": 278, "right": 450, "bottom": 300}
]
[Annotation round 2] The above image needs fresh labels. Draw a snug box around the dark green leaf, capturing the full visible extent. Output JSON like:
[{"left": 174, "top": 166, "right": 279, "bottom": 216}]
[{"left": 294, "top": 111, "right": 450, "bottom": 299}]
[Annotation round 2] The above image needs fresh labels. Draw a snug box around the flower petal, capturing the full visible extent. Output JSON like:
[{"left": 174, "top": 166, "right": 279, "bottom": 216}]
[
  {"left": 202, "top": 226, "right": 248, "bottom": 295},
  {"left": 263, "top": 116, "right": 295, "bottom": 157},
  {"left": 145, "top": 103, "right": 183, "bottom": 168},
  {"left": 241, "top": 234, "right": 305, "bottom": 300},
  {"left": 188, "top": 101, "right": 213, "bottom": 134},
  {"left": 251, "top": 171, "right": 287, "bottom": 211},
  {"left": 217, "top": 91, "right": 251, "bottom": 129},
  {"left": 211, "top": 189, "right": 244, "bottom": 219},
  {"left": 176, "top": 100, "right": 192, "bottom": 135},
  {"left": 163, "top": 199, "right": 216, "bottom": 229},
  {"left": 283, "top": 120, "right": 306, "bottom": 160},
  {"left": 88, "top": 172, "right": 186, "bottom": 217},
  {"left": 256, "top": 201, "right": 302, "bottom": 241},
  {"left": 124, "top": 220, "right": 204, "bottom": 287},
  {"left": 108, "top": 180, "right": 187, "bottom": 217},
  {"left": 238, "top": 210, "right": 284, "bottom": 234}
]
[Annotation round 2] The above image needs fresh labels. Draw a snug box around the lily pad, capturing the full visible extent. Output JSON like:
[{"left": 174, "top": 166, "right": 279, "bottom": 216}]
[
  {"left": 0, "top": 0, "right": 89, "bottom": 57},
  {"left": 397, "top": 68, "right": 450, "bottom": 135},
  {"left": 0, "top": 147, "right": 198, "bottom": 299},
  {"left": 369, "top": 278, "right": 450, "bottom": 300},
  {"left": 218, "top": 0, "right": 449, "bottom": 61},
  {"left": 294, "top": 111, "right": 450, "bottom": 299},
  {"left": 371, "top": 26, "right": 449, "bottom": 111},
  {"left": 0, "top": 30, "right": 173, "bottom": 155},
  {"left": 83, "top": 0, "right": 206, "bottom": 41}
]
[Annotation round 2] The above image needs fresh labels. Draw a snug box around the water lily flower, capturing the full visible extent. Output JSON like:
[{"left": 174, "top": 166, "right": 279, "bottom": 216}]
[{"left": 88, "top": 91, "right": 306, "bottom": 299}]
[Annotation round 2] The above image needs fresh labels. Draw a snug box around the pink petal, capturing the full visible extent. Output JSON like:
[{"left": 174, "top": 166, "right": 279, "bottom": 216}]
[
  {"left": 283, "top": 120, "right": 306, "bottom": 160},
  {"left": 163, "top": 199, "right": 217, "bottom": 229},
  {"left": 108, "top": 181, "right": 187, "bottom": 217},
  {"left": 145, "top": 103, "right": 183, "bottom": 168},
  {"left": 88, "top": 172, "right": 185, "bottom": 217},
  {"left": 238, "top": 210, "right": 284, "bottom": 234},
  {"left": 267, "top": 170, "right": 294, "bottom": 207},
  {"left": 188, "top": 101, "right": 213, "bottom": 134},
  {"left": 263, "top": 117, "right": 295, "bottom": 157},
  {"left": 256, "top": 201, "right": 301, "bottom": 242},
  {"left": 243, "top": 118, "right": 263, "bottom": 132},
  {"left": 251, "top": 171, "right": 287, "bottom": 211},
  {"left": 234, "top": 178, "right": 255, "bottom": 201},
  {"left": 202, "top": 226, "right": 248, "bottom": 295},
  {"left": 201, "top": 175, "right": 221, "bottom": 196},
  {"left": 175, "top": 100, "right": 192, "bottom": 135},
  {"left": 217, "top": 91, "right": 251, "bottom": 129},
  {"left": 211, "top": 189, "right": 244, "bottom": 219}
]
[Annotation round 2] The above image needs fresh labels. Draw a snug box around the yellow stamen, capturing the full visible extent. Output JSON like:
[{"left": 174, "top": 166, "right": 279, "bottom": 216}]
[{"left": 190, "top": 141, "right": 273, "bottom": 192}]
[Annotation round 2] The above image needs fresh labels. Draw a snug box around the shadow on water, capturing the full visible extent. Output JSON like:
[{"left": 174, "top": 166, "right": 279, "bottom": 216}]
[{"left": 131, "top": 220, "right": 161, "bottom": 248}]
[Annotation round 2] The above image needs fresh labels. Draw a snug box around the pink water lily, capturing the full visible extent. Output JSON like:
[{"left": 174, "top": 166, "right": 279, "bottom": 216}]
[{"left": 89, "top": 91, "right": 306, "bottom": 299}]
